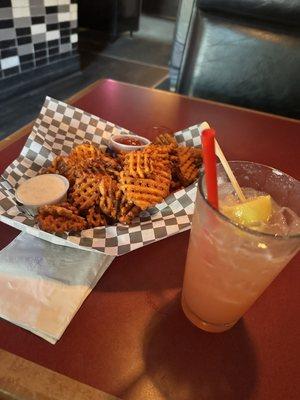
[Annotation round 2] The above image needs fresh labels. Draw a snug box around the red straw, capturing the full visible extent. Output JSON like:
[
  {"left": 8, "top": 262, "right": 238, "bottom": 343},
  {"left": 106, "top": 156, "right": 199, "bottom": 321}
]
[{"left": 201, "top": 128, "right": 218, "bottom": 209}]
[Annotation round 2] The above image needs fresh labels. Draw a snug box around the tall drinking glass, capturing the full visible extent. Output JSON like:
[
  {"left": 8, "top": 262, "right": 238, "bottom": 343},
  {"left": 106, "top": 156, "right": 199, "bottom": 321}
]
[{"left": 182, "top": 161, "right": 300, "bottom": 332}]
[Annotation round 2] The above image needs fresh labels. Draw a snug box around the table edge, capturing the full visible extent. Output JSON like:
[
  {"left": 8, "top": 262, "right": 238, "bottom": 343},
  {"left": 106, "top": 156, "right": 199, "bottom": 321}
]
[
  {"left": 1, "top": 78, "right": 299, "bottom": 153},
  {"left": 0, "top": 349, "right": 120, "bottom": 400},
  {"left": 115, "top": 80, "right": 300, "bottom": 123}
]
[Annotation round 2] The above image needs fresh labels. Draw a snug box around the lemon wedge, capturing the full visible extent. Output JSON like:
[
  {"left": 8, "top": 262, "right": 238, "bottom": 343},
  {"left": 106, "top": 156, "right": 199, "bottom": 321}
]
[{"left": 221, "top": 195, "right": 272, "bottom": 227}]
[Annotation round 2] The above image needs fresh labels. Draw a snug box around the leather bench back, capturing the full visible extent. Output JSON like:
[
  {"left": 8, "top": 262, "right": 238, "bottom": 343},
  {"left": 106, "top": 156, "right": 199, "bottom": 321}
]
[
  {"left": 178, "top": 0, "right": 300, "bottom": 119},
  {"left": 199, "top": 0, "right": 300, "bottom": 26}
]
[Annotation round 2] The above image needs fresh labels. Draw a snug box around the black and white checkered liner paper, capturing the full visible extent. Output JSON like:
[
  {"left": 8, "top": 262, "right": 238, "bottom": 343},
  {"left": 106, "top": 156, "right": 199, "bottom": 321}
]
[{"left": 0, "top": 97, "right": 202, "bottom": 256}]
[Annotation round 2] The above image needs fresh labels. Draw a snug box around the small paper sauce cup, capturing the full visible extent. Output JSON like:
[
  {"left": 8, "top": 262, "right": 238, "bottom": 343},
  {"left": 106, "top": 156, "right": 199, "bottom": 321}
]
[
  {"left": 109, "top": 134, "right": 150, "bottom": 153},
  {"left": 15, "top": 174, "right": 69, "bottom": 216}
]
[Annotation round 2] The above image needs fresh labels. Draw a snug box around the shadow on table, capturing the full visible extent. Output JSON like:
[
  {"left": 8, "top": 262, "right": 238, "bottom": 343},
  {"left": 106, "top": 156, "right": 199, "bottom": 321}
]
[{"left": 141, "top": 295, "right": 257, "bottom": 400}]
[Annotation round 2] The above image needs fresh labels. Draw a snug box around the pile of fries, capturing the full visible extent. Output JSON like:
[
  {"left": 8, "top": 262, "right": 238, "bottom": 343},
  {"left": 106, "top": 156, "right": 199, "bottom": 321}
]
[{"left": 36, "top": 133, "right": 202, "bottom": 233}]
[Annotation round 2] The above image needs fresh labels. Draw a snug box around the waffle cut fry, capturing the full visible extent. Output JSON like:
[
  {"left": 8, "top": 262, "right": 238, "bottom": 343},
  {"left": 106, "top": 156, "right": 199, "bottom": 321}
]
[
  {"left": 120, "top": 148, "right": 172, "bottom": 210},
  {"left": 175, "top": 147, "right": 201, "bottom": 186},
  {"left": 98, "top": 175, "right": 141, "bottom": 223},
  {"left": 99, "top": 175, "right": 120, "bottom": 220},
  {"left": 145, "top": 143, "right": 175, "bottom": 161},
  {"left": 119, "top": 173, "right": 170, "bottom": 210},
  {"left": 118, "top": 198, "right": 141, "bottom": 225},
  {"left": 37, "top": 203, "right": 86, "bottom": 233},
  {"left": 123, "top": 151, "right": 154, "bottom": 178},
  {"left": 70, "top": 173, "right": 102, "bottom": 210},
  {"left": 69, "top": 143, "right": 101, "bottom": 161},
  {"left": 86, "top": 206, "right": 107, "bottom": 228},
  {"left": 154, "top": 132, "right": 178, "bottom": 147}
]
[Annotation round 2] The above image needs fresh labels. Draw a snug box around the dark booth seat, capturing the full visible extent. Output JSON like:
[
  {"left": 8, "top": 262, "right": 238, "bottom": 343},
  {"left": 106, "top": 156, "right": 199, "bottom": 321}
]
[
  {"left": 199, "top": 0, "right": 300, "bottom": 27},
  {"left": 177, "top": 0, "right": 300, "bottom": 119}
]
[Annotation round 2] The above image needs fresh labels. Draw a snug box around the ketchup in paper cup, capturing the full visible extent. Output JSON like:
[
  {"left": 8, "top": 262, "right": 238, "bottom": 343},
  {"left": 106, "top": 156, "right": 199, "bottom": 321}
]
[{"left": 110, "top": 134, "right": 150, "bottom": 153}]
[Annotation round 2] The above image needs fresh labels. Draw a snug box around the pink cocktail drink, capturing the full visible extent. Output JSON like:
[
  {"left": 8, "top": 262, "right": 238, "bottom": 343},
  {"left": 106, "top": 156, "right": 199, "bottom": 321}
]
[{"left": 182, "top": 161, "right": 300, "bottom": 332}]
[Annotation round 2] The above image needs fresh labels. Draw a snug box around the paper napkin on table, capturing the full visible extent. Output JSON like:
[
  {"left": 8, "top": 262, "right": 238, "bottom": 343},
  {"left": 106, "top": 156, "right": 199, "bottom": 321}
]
[{"left": 0, "top": 233, "right": 114, "bottom": 344}]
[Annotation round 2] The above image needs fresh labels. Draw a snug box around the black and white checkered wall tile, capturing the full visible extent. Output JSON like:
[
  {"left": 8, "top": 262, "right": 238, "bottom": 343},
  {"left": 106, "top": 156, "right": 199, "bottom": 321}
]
[{"left": 0, "top": 0, "right": 78, "bottom": 79}]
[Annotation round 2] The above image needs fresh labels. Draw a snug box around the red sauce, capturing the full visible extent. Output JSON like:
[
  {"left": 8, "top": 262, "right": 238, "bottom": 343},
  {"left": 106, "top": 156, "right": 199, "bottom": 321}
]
[{"left": 115, "top": 136, "right": 144, "bottom": 146}]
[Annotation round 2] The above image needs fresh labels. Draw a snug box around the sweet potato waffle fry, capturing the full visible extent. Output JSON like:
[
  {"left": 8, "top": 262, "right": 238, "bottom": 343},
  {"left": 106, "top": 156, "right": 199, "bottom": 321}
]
[
  {"left": 99, "top": 175, "right": 121, "bottom": 219},
  {"left": 123, "top": 151, "right": 154, "bottom": 178},
  {"left": 36, "top": 132, "right": 202, "bottom": 233},
  {"left": 70, "top": 173, "right": 103, "bottom": 211},
  {"left": 119, "top": 172, "right": 170, "bottom": 210},
  {"left": 118, "top": 199, "right": 141, "bottom": 225},
  {"left": 175, "top": 147, "right": 202, "bottom": 186},
  {"left": 37, "top": 203, "right": 86, "bottom": 233},
  {"left": 86, "top": 206, "right": 107, "bottom": 228},
  {"left": 120, "top": 146, "right": 172, "bottom": 210},
  {"left": 154, "top": 132, "right": 177, "bottom": 146},
  {"left": 69, "top": 143, "right": 100, "bottom": 160}
]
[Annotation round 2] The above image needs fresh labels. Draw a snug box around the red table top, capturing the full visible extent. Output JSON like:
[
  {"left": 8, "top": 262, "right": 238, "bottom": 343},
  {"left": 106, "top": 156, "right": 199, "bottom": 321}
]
[{"left": 0, "top": 80, "right": 300, "bottom": 400}]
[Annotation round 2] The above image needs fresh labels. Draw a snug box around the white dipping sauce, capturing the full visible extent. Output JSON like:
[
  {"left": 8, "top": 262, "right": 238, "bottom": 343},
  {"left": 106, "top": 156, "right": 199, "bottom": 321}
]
[{"left": 16, "top": 174, "right": 68, "bottom": 206}]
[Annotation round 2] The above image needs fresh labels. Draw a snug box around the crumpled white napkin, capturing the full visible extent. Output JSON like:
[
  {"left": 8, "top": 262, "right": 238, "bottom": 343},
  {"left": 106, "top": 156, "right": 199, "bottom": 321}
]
[{"left": 0, "top": 233, "right": 114, "bottom": 344}]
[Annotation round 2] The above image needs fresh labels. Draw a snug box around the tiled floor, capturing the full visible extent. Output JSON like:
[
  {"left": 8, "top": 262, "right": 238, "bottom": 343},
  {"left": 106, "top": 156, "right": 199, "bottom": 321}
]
[{"left": 0, "top": 15, "right": 174, "bottom": 140}]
